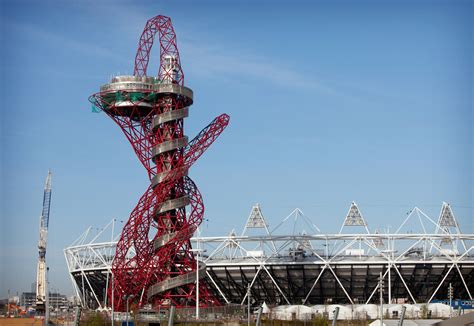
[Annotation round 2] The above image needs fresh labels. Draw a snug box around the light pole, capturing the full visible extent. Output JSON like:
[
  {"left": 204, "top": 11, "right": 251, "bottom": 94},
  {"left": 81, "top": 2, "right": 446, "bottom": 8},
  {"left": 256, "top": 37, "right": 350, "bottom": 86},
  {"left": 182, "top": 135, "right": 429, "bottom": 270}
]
[
  {"left": 111, "top": 271, "right": 114, "bottom": 326},
  {"left": 111, "top": 219, "right": 116, "bottom": 326},
  {"left": 190, "top": 248, "right": 206, "bottom": 320},
  {"left": 247, "top": 283, "right": 251, "bottom": 326},
  {"left": 45, "top": 267, "right": 50, "bottom": 326},
  {"left": 379, "top": 272, "right": 384, "bottom": 326},
  {"left": 448, "top": 283, "right": 453, "bottom": 318},
  {"left": 123, "top": 295, "right": 134, "bottom": 326}
]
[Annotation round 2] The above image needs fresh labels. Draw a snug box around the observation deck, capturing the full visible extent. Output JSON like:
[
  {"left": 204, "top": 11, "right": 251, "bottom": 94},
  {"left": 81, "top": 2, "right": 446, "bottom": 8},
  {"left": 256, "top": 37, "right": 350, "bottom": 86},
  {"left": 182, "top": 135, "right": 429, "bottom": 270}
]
[{"left": 97, "top": 75, "right": 194, "bottom": 118}]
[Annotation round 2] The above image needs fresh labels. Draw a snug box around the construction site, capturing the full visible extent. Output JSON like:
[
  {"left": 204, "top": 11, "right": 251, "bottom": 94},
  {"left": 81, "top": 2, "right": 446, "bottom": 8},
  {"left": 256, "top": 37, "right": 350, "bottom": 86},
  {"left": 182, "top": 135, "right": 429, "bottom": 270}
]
[{"left": 2, "top": 7, "right": 473, "bottom": 326}]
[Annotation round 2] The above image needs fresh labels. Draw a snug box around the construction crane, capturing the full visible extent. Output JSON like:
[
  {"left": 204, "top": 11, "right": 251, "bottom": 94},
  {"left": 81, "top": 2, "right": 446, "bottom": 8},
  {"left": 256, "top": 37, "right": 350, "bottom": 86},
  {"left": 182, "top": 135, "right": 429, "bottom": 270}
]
[{"left": 36, "top": 171, "right": 52, "bottom": 312}]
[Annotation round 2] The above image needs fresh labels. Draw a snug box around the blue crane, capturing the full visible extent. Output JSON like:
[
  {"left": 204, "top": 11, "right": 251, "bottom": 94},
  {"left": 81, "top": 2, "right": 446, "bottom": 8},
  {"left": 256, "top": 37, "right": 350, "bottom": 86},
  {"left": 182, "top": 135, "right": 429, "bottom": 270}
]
[{"left": 36, "top": 171, "right": 52, "bottom": 312}]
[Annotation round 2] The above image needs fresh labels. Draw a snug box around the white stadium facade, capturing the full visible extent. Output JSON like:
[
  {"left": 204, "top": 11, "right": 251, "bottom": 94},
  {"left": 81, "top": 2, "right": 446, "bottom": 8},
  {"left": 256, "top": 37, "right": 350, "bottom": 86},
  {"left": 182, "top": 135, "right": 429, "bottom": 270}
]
[{"left": 64, "top": 202, "right": 473, "bottom": 311}]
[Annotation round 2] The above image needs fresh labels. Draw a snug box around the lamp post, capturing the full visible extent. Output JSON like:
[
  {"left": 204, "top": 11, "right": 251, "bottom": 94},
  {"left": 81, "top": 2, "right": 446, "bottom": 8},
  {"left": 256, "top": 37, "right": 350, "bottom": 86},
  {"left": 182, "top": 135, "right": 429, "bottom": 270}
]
[
  {"left": 7, "top": 289, "right": 10, "bottom": 318},
  {"left": 111, "top": 218, "right": 116, "bottom": 326},
  {"left": 190, "top": 248, "right": 206, "bottom": 320},
  {"left": 111, "top": 271, "right": 114, "bottom": 326},
  {"left": 45, "top": 267, "right": 50, "bottom": 326},
  {"left": 448, "top": 283, "right": 453, "bottom": 318},
  {"left": 379, "top": 272, "right": 384, "bottom": 326},
  {"left": 123, "top": 295, "right": 134, "bottom": 326},
  {"left": 247, "top": 283, "right": 251, "bottom": 326}
]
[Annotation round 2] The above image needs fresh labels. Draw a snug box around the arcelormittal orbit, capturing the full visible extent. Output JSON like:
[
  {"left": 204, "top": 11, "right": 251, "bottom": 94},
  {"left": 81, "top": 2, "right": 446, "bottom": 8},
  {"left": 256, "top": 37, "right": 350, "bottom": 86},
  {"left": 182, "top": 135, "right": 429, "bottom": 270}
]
[{"left": 90, "top": 15, "right": 229, "bottom": 310}]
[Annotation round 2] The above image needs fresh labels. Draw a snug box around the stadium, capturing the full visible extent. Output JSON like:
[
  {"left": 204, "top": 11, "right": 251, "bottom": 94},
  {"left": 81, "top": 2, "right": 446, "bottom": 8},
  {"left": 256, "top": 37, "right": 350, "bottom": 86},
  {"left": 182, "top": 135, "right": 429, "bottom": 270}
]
[{"left": 64, "top": 201, "right": 473, "bottom": 311}]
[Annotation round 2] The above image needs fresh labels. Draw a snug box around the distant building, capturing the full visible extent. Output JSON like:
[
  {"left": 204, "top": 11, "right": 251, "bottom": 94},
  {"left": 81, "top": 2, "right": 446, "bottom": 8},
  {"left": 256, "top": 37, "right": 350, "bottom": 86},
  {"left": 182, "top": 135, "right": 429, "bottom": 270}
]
[
  {"left": 20, "top": 292, "right": 69, "bottom": 310},
  {"left": 48, "top": 292, "right": 69, "bottom": 311},
  {"left": 20, "top": 292, "right": 36, "bottom": 308}
]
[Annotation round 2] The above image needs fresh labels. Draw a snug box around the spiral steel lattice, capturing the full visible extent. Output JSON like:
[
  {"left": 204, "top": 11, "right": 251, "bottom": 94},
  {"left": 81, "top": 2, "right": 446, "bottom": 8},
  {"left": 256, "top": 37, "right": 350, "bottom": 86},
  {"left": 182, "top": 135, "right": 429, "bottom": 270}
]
[{"left": 90, "top": 15, "right": 229, "bottom": 310}]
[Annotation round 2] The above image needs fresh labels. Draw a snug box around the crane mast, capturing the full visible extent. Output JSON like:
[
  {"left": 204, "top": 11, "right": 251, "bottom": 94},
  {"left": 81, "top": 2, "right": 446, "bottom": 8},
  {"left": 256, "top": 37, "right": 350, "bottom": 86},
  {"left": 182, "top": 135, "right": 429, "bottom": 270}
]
[{"left": 36, "top": 171, "right": 52, "bottom": 312}]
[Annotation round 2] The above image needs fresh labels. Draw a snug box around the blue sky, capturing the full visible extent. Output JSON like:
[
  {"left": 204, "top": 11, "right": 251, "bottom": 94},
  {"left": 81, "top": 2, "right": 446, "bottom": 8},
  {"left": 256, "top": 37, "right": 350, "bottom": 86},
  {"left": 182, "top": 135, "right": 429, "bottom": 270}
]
[{"left": 0, "top": 0, "right": 472, "bottom": 297}]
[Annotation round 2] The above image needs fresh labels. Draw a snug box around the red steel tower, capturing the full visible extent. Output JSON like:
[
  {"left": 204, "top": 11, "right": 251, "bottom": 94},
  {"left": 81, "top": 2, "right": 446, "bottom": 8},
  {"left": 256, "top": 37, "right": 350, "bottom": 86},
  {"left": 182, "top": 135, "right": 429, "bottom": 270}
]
[{"left": 90, "top": 15, "right": 229, "bottom": 310}]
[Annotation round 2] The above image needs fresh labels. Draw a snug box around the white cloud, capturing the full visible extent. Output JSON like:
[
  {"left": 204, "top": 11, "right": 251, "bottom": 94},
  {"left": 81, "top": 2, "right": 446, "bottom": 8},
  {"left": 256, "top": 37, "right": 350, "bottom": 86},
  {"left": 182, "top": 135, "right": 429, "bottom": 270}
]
[
  {"left": 5, "top": 8, "right": 337, "bottom": 96},
  {"left": 5, "top": 20, "right": 125, "bottom": 62},
  {"left": 180, "top": 38, "right": 338, "bottom": 95}
]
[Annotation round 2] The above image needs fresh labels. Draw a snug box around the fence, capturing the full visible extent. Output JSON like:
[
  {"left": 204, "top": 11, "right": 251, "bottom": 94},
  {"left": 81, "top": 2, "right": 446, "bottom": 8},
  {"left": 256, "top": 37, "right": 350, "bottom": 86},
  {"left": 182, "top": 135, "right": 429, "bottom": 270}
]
[{"left": 137, "top": 304, "right": 246, "bottom": 322}]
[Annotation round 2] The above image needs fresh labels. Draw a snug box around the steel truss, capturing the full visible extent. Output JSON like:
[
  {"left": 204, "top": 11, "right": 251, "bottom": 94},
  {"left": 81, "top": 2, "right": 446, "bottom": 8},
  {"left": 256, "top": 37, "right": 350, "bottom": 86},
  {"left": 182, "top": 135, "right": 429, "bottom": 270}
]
[
  {"left": 88, "top": 15, "right": 229, "bottom": 311},
  {"left": 65, "top": 202, "right": 473, "bottom": 309},
  {"left": 195, "top": 202, "right": 473, "bottom": 306},
  {"left": 64, "top": 220, "right": 121, "bottom": 310}
]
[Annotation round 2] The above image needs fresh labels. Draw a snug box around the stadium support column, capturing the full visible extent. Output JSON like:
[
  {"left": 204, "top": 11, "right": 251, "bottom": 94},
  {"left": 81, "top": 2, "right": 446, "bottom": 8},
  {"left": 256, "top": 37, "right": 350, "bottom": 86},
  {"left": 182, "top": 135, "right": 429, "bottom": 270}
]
[
  {"left": 379, "top": 272, "right": 384, "bottom": 325},
  {"left": 388, "top": 263, "right": 391, "bottom": 304}
]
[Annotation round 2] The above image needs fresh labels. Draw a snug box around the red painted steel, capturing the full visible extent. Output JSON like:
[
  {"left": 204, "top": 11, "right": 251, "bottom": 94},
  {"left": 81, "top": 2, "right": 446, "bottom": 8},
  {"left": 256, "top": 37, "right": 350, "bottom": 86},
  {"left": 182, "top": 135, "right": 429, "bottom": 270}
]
[
  {"left": 90, "top": 15, "right": 229, "bottom": 311},
  {"left": 134, "top": 15, "right": 184, "bottom": 85}
]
